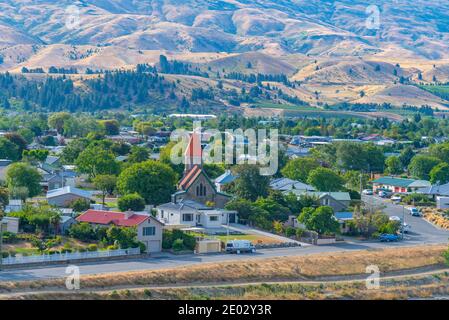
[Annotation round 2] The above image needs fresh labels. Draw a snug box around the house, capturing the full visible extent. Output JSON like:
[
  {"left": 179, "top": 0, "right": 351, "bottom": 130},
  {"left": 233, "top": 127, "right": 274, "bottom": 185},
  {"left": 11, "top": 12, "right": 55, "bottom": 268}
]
[
  {"left": 171, "top": 130, "right": 231, "bottom": 208},
  {"left": 76, "top": 209, "right": 164, "bottom": 253},
  {"left": 42, "top": 155, "right": 61, "bottom": 173},
  {"left": 372, "top": 176, "right": 431, "bottom": 194},
  {"left": 41, "top": 172, "right": 76, "bottom": 191},
  {"left": 215, "top": 170, "right": 238, "bottom": 192},
  {"left": 437, "top": 196, "right": 449, "bottom": 209},
  {"left": 286, "top": 190, "right": 351, "bottom": 212},
  {"left": 4, "top": 199, "right": 23, "bottom": 214},
  {"left": 1, "top": 216, "right": 20, "bottom": 234},
  {"left": 270, "top": 178, "right": 315, "bottom": 192},
  {"left": 419, "top": 182, "right": 449, "bottom": 200},
  {"left": 156, "top": 200, "right": 237, "bottom": 228},
  {"left": 334, "top": 212, "right": 354, "bottom": 234},
  {"left": 47, "top": 186, "right": 92, "bottom": 207},
  {"left": 60, "top": 216, "right": 76, "bottom": 234}
]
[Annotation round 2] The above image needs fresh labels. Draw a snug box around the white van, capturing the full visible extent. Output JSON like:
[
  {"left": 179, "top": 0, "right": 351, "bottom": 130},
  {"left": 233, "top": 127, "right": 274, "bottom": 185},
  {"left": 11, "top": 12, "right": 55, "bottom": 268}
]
[{"left": 225, "top": 240, "right": 256, "bottom": 254}]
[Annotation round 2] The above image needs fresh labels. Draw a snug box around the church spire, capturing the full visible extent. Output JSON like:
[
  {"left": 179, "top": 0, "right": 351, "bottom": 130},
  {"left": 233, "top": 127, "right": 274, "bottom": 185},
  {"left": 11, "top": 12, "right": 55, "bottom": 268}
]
[{"left": 184, "top": 129, "right": 202, "bottom": 172}]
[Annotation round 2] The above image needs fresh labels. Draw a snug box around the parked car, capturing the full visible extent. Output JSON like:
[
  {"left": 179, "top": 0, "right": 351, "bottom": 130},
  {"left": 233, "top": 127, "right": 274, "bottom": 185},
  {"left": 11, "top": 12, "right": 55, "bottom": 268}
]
[
  {"left": 362, "top": 189, "right": 373, "bottom": 195},
  {"left": 409, "top": 207, "right": 421, "bottom": 217},
  {"left": 391, "top": 195, "right": 402, "bottom": 203},
  {"left": 225, "top": 240, "right": 256, "bottom": 254},
  {"left": 389, "top": 216, "right": 402, "bottom": 222},
  {"left": 379, "top": 234, "right": 400, "bottom": 242}
]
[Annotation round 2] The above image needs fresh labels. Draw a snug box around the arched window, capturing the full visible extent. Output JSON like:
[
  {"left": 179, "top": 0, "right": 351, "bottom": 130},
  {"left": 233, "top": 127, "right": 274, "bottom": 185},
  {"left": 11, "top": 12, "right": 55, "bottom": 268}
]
[
  {"left": 202, "top": 184, "right": 207, "bottom": 196},
  {"left": 196, "top": 185, "right": 200, "bottom": 196}
]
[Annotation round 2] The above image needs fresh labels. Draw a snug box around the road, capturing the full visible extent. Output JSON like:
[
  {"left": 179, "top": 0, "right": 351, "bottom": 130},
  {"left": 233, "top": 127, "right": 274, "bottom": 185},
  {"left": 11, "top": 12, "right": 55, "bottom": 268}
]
[
  {"left": 0, "top": 196, "right": 447, "bottom": 282},
  {"left": 362, "top": 195, "right": 449, "bottom": 244}
]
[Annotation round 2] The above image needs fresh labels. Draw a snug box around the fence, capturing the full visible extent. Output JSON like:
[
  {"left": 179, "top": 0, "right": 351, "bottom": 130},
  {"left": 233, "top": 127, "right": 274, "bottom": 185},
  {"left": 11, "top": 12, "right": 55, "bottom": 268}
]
[{"left": 1, "top": 247, "right": 140, "bottom": 265}]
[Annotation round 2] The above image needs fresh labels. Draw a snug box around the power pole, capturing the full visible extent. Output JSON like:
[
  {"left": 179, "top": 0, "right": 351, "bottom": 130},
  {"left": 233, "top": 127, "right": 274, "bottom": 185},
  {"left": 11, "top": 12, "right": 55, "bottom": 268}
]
[{"left": 0, "top": 220, "right": 5, "bottom": 271}]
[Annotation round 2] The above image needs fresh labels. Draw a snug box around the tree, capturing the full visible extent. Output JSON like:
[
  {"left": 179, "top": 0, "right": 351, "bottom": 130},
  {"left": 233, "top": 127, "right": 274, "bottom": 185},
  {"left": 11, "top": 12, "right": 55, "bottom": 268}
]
[
  {"left": 70, "top": 198, "right": 91, "bottom": 212},
  {"left": 0, "top": 187, "right": 9, "bottom": 209},
  {"left": 93, "top": 174, "right": 117, "bottom": 205},
  {"left": 99, "top": 120, "right": 120, "bottom": 136},
  {"left": 0, "top": 137, "right": 21, "bottom": 161},
  {"left": 307, "top": 168, "right": 345, "bottom": 191},
  {"left": 281, "top": 157, "right": 319, "bottom": 182},
  {"left": 298, "top": 206, "right": 339, "bottom": 235},
  {"left": 128, "top": 146, "right": 150, "bottom": 163},
  {"left": 5, "top": 133, "right": 28, "bottom": 157},
  {"left": 399, "top": 147, "right": 415, "bottom": 168},
  {"left": 6, "top": 163, "right": 41, "bottom": 198},
  {"left": 48, "top": 112, "right": 72, "bottom": 134},
  {"left": 117, "top": 160, "right": 177, "bottom": 205},
  {"left": 75, "top": 145, "right": 120, "bottom": 179},
  {"left": 408, "top": 155, "right": 441, "bottom": 180},
  {"left": 118, "top": 193, "right": 146, "bottom": 211},
  {"left": 430, "top": 163, "right": 449, "bottom": 185},
  {"left": 61, "top": 139, "right": 89, "bottom": 164},
  {"left": 429, "top": 143, "right": 449, "bottom": 163},
  {"left": 385, "top": 156, "right": 403, "bottom": 175},
  {"left": 230, "top": 164, "right": 270, "bottom": 201},
  {"left": 344, "top": 170, "right": 369, "bottom": 192}
]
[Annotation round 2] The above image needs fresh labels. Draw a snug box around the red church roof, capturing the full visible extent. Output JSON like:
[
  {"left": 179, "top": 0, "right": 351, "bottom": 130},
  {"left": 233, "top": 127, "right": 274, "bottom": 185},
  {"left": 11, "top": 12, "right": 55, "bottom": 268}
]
[
  {"left": 76, "top": 210, "right": 148, "bottom": 227},
  {"left": 185, "top": 130, "right": 202, "bottom": 158}
]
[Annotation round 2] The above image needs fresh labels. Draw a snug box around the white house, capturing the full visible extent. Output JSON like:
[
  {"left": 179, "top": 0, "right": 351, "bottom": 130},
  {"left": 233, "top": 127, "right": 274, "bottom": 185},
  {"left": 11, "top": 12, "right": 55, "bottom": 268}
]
[
  {"left": 156, "top": 200, "right": 237, "bottom": 228},
  {"left": 47, "top": 186, "right": 92, "bottom": 207}
]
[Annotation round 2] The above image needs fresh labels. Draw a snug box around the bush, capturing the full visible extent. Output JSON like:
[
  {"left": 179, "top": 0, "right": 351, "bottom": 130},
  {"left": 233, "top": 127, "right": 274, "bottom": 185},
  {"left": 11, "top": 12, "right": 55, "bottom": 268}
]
[
  {"left": 118, "top": 193, "right": 145, "bottom": 212},
  {"left": 295, "top": 228, "right": 305, "bottom": 239},
  {"left": 172, "top": 238, "right": 184, "bottom": 251},
  {"left": 162, "top": 229, "right": 196, "bottom": 251},
  {"left": 87, "top": 244, "right": 98, "bottom": 252},
  {"left": 70, "top": 198, "right": 91, "bottom": 212},
  {"left": 444, "top": 247, "right": 449, "bottom": 267},
  {"left": 107, "top": 245, "right": 118, "bottom": 251},
  {"left": 402, "top": 193, "right": 432, "bottom": 205},
  {"left": 285, "top": 227, "right": 296, "bottom": 237},
  {"left": 1, "top": 231, "right": 17, "bottom": 244}
]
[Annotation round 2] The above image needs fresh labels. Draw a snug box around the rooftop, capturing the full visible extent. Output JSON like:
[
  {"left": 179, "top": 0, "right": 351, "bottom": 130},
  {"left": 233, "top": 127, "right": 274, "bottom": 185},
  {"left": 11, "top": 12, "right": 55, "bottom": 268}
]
[{"left": 77, "top": 210, "right": 150, "bottom": 227}]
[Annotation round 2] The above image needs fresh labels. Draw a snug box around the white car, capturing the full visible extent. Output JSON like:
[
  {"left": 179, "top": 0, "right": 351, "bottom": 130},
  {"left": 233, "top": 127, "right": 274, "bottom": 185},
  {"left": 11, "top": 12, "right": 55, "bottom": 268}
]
[
  {"left": 362, "top": 189, "right": 373, "bottom": 195},
  {"left": 225, "top": 240, "right": 256, "bottom": 254},
  {"left": 400, "top": 223, "right": 411, "bottom": 233},
  {"left": 391, "top": 195, "right": 402, "bottom": 203},
  {"left": 389, "top": 216, "right": 401, "bottom": 222}
]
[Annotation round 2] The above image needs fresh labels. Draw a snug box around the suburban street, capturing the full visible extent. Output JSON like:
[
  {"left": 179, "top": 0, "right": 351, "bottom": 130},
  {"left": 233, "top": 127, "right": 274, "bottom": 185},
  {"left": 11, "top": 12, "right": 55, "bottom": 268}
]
[{"left": 1, "top": 196, "right": 447, "bottom": 283}]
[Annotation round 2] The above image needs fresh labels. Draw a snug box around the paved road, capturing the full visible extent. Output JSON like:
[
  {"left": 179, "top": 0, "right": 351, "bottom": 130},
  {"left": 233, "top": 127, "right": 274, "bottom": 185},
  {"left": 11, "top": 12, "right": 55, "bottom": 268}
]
[
  {"left": 362, "top": 195, "right": 449, "bottom": 244},
  {"left": 0, "top": 196, "right": 447, "bottom": 282}
]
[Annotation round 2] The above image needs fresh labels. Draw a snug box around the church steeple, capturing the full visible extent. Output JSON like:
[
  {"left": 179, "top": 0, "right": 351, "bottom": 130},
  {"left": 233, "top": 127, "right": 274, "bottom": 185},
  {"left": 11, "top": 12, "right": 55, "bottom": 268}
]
[{"left": 184, "top": 129, "right": 202, "bottom": 172}]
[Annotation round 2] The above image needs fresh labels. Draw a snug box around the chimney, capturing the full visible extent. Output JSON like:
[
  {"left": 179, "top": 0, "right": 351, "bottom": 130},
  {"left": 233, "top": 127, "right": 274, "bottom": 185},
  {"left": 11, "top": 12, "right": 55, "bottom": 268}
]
[{"left": 124, "top": 210, "right": 134, "bottom": 220}]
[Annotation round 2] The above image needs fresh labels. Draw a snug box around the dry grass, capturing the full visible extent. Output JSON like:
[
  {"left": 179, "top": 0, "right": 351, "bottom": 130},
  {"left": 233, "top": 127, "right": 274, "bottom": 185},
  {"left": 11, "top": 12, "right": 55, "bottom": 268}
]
[
  {"left": 0, "top": 245, "right": 446, "bottom": 294},
  {"left": 422, "top": 208, "right": 449, "bottom": 230}
]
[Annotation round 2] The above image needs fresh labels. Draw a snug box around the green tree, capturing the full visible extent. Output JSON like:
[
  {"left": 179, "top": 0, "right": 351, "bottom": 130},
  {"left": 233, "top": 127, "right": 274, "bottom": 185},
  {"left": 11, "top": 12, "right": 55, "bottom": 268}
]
[
  {"left": 307, "top": 168, "right": 345, "bottom": 191},
  {"left": 128, "top": 146, "right": 150, "bottom": 163},
  {"left": 75, "top": 145, "right": 120, "bottom": 179},
  {"left": 99, "top": 120, "right": 120, "bottom": 136},
  {"left": 344, "top": 170, "right": 369, "bottom": 192},
  {"left": 93, "top": 174, "right": 117, "bottom": 205},
  {"left": 408, "top": 155, "right": 441, "bottom": 180},
  {"left": 0, "top": 138, "right": 21, "bottom": 161},
  {"left": 48, "top": 112, "right": 72, "bottom": 134},
  {"left": 281, "top": 157, "right": 319, "bottom": 182},
  {"left": 385, "top": 156, "right": 403, "bottom": 175},
  {"left": 6, "top": 163, "right": 41, "bottom": 198},
  {"left": 399, "top": 147, "right": 415, "bottom": 168},
  {"left": 70, "top": 198, "right": 91, "bottom": 212},
  {"left": 117, "top": 160, "right": 177, "bottom": 205},
  {"left": 430, "top": 163, "right": 449, "bottom": 184},
  {"left": 230, "top": 164, "right": 270, "bottom": 201},
  {"left": 118, "top": 193, "right": 146, "bottom": 211},
  {"left": 429, "top": 142, "right": 449, "bottom": 163},
  {"left": 298, "top": 206, "right": 339, "bottom": 235}
]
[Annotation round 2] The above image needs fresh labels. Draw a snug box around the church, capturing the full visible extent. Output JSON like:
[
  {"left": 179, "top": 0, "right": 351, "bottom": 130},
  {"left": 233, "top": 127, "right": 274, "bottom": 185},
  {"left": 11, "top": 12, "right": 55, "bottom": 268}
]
[
  {"left": 170, "top": 130, "right": 231, "bottom": 208},
  {"left": 156, "top": 131, "right": 236, "bottom": 227}
]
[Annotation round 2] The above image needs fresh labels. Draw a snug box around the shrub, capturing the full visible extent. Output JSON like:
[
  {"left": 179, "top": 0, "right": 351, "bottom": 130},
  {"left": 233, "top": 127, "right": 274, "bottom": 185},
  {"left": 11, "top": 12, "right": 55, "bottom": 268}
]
[
  {"left": 107, "top": 245, "right": 118, "bottom": 251},
  {"left": 172, "top": 238, "right": 184, "bottom": 252},
  {"left": 118, "top": 193, "right": 145, "bottom": 212},
  {"left": 444, "top": 247, "right": 449, "bottom": 267},
  {"left": 295, "top": 228, "right": 305, "bottom": 239},
  {"left": 70, "top": 198, "right": 91, "bottom": 212},
  {"left": 87, "top": 244, "right": 98, "bottom": 252},
  {"left": 285, "top": 226, "right": 296, "bottom": 237}
]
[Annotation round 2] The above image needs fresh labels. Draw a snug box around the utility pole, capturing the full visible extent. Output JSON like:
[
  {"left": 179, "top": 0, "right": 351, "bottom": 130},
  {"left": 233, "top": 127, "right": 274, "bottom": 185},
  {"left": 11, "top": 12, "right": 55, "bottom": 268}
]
[
  {"left": 402, "top": 205, "right": 405, "bottom": 240},
  {"left": 0, "top": 220, "right": 5, "bottom": 271}
]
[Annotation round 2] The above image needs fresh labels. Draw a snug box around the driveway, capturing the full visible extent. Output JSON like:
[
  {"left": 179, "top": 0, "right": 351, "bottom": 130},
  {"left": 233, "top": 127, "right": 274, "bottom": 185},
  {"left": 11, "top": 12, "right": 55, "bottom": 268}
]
[{"left": 362, "top": 195, "right": 449, "bottom": 244}]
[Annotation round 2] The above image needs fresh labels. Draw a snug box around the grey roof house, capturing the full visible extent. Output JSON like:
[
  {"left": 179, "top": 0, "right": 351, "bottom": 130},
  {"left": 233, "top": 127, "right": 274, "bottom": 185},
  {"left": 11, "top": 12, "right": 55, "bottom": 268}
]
[
  {"left": 47, "top": 186, "right": 92, "bottom": 207},
  {"left": 270, "top": 178, "right": 315, "bottom": 192}
]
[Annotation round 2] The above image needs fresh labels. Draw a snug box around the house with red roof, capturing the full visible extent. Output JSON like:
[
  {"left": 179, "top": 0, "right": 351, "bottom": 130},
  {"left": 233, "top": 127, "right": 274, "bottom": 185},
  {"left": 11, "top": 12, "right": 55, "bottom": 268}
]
[{"left": 76, "top": 209, "right": 164, "bottom": 253}]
